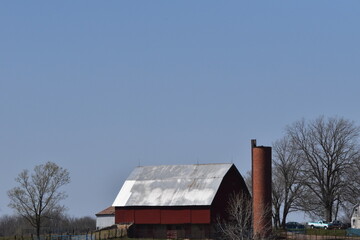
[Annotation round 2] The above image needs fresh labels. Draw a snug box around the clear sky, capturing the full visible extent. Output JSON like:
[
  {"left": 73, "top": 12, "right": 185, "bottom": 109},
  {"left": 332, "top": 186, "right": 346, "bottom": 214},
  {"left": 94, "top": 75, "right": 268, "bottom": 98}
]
[{"left": 1, "top": 1, "right": 360, "bottom": 221}]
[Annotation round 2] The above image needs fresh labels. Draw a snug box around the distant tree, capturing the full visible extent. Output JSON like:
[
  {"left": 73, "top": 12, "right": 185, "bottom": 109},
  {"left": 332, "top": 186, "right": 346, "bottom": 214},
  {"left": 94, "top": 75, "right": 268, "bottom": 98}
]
[
  {"left": 44, "top": 214, "right": 95, "bottom": 233},
  {"left": 0, "top": 214, "right": 36, "bottom": 236},
  {"left": 0, "top": 215, "right": 21, "bottom": 236},
  {"left": 8, "top": 162, "right": 70, "bottom": 239},
  {"left": 286, "top": 116, "right": 360, "bottom": 221},
  {"left": 272, "top": 137, "right": 304, "bottom": 228},
  {"left": 67, "top": 216, "right": 96, "bottom": 233},
  {"left": 0, "top": 213, "right": 95, "bottom": 237}
]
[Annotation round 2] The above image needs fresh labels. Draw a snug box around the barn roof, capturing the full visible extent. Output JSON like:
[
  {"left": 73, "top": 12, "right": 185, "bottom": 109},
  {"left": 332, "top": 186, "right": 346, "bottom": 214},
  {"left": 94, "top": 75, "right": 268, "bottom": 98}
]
[
  {"left": 96, "top": 206, "right": 115, "bottom": 216},
  {"left": 112, "top": 163, "right": 234, "bottom": 207}
]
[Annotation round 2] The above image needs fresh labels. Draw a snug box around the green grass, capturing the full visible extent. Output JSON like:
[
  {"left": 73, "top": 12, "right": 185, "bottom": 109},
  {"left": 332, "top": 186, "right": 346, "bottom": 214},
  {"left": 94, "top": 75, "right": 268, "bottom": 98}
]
[{"left": 305, "top": 228, "right": 347, "bottom": 236}]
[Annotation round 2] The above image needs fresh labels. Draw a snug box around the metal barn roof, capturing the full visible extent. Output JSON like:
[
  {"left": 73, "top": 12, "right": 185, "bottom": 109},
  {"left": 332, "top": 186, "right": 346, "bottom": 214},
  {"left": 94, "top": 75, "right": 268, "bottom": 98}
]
[{"left": 112, "top": 163, "right": 234, "bottom": 207}]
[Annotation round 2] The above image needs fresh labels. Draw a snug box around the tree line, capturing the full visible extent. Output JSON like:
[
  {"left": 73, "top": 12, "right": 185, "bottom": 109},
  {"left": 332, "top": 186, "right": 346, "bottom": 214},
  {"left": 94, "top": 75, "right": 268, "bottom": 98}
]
[{"left": 0, "top": 214, "right": 95, "bottom": 237}]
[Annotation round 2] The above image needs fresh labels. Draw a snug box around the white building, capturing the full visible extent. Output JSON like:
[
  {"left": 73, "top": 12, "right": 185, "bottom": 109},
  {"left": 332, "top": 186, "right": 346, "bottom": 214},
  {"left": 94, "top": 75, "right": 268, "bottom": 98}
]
[
  {"left": 95, "top": 206, "right": 115, "bottom": 230},
  {"left": 351, "top": 204, "right": 360, "bottom": 228}
]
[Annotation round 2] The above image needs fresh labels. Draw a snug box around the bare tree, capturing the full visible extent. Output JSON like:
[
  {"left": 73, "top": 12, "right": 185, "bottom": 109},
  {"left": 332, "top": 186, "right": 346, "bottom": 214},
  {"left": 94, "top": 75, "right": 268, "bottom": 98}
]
[
  {"left": 272, "top": 137, "right": 304, "bottom": 228},
  {"left": 286, "top": 116, "right": 360, "bottom": 222},
  {"left": 272, "top": 173, "right": 284, "bottom": 229},
  {"left": 8, "top": 162, "right": 70, "bottom": 239},
  {"left": 343, "top": 156, "right": 360, "bottom": 203},
  {"left": 217, "top": 193, "right": 252, "bottom": 240},
  {"left": 217, "top": 193, "right": 272, "bottom": 240}
]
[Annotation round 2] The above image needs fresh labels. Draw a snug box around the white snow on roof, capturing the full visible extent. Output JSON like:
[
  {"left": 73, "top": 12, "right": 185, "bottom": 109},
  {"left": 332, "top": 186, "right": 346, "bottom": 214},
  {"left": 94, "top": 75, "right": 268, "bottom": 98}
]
[{"left": 112, "top": 163, "right": 233, "bottom": 207}]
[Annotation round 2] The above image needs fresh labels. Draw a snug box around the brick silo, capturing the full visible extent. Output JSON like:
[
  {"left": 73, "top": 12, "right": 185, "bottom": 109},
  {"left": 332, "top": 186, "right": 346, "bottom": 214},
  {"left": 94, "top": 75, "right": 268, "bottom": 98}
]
[{"left": 251, "top": 139, "right": 272, "bottom": 238}]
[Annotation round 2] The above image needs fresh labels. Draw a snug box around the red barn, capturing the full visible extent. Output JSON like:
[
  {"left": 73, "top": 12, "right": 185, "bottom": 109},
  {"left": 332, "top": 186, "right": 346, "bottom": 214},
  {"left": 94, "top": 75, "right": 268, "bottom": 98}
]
[{"left": 112, "top": 163, "right": 249, "bottom": 239}]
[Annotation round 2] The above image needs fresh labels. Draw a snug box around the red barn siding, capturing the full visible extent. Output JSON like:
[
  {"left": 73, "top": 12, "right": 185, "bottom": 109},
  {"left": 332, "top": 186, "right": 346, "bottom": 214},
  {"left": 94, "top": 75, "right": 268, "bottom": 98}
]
[
  {"left": 161, "top": 209, "right": 191, "bottom": 224},
  {"left": 135, "top": 209, "right": 161, "bottom": 224},
  {"left": 116, "top": 209, "right": 134, "bottom": 223},
  {"left": 191, "top": 209, "right": 210, "bottom": 224},
  {"left": 115, "top": 207, "right": 211, "bottom": 225}
]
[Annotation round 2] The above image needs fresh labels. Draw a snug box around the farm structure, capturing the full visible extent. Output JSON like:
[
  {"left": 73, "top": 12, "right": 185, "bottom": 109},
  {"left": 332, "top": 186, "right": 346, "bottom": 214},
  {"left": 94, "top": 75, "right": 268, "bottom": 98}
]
[
  {"left": 112, "top": 163, "right": 250, "bottom": 239},
  {"left": 95, "top": 206, "right": 115, "bottom": 230},
  {"left": 252, "top": 140, "right": 272, "bottom": 237},
  {"left": 352, "top": 204, "right": 360, "bottom": 228}
]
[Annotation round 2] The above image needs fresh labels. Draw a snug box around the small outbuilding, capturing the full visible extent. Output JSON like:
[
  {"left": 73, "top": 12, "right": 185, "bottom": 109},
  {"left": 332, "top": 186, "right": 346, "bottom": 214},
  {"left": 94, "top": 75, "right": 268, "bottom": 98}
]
[
  {"left": 352, "top": 204, "right": 360, "bottom": 229},
  {"left": 112, "top": 163, "right": 249, "bottom": 239},
  {"left": 95, "top": 206, "right": 115, "bottom": 230}
]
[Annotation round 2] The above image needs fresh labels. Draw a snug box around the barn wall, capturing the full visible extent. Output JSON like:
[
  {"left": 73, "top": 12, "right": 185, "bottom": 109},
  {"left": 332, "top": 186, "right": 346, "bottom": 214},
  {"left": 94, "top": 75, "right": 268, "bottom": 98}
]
[
  {"left": 161, "top": 209, "right": 191, "bottom": 224},
  {"left": 191, "top": 209, "right": 210, "bottom": 224},
  {"left": 116, "top": 209, "right": 134, "bottom": 223},
  {"left": 129, "top": 224, "right": 211, "bottom": 239},
  {"left": 96, "top": 215, "right": 115, "bottom": 230},
  {"left": 115, "top": 206, "right": 211, "bottom": 224},
  {"left": 135, "top": 209, "right": 161, "bottom": 224},
  {"left": 211, "top": 164, "right": 250, "bottom": 221}
]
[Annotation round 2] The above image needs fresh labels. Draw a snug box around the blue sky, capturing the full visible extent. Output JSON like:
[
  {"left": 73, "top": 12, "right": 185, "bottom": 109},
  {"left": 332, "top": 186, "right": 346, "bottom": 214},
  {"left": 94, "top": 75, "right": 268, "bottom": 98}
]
[{"left": 1, "top": 1, "right": 360, "bottom": 221}]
